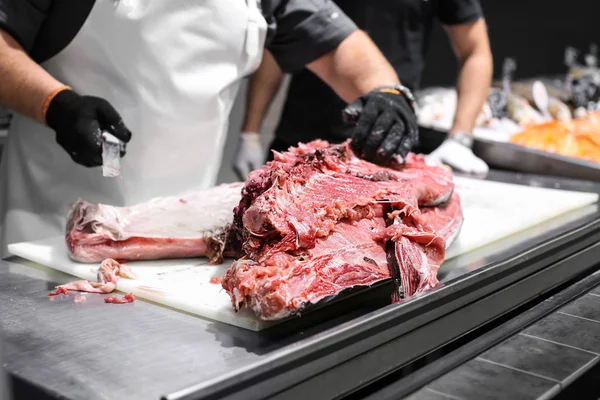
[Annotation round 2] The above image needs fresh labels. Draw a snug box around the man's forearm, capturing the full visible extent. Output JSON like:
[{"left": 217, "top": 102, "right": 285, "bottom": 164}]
[
  {"left": 0, "top": 30, "right": 64, "bottom": 123},
  {"left": 451, "top": 52, "right": 492, "bottom": 134},
  {"left": 242, "top": 50, "right": 284, "bottom": 133},
  {"left": 306, "top": 30, "right": 400, "bottom": 104},
  {"left": 447, "top": 19, "right": 493, "bottom": 135}
]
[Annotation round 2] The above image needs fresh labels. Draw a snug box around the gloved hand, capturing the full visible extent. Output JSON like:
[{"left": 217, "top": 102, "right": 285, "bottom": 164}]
[
  {"left": 45, "top": 89, "right": 132, "bottom": 167},
  {"left": 428, "top": 135, "right": 489, "bottom": 176},
  {"left": 342, "top": 85, "right": 419, "bottom": 165},
  {"left": 234, "top": 132, "right": 264, "bottom": 179}
]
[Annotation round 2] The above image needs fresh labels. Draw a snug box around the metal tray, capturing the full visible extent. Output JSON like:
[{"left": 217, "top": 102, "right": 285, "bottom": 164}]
[
  {"left": 418, "top": 125, "right": 600, "bottom": 182},
  {"left": 473, "top": 138, "right": 600, "bottom": 182}
]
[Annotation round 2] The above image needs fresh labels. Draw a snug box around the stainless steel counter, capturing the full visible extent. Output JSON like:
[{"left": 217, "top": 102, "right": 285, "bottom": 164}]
[
  {"left": 2, "top": 257, "right": 397, "bottom": 400},
  {"left": 2, "top": 171, "right": 600, "bottom": 400}
]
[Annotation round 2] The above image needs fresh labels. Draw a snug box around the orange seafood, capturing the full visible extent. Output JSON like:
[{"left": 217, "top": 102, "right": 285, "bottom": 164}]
[{"left": 509, "top": 111, "right": 600, "bottom": 162}]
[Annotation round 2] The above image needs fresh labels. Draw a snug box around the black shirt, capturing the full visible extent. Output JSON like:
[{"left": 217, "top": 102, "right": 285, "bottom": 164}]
[
  {"left": 0, "top": 0, "right": 356, "bottom": 72},
  {"left": 275, "top": 0, "right": 483, "bottom": 146}
]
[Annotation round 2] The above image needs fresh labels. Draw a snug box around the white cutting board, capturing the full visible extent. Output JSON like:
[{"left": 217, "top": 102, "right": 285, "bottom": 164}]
[
  {"left": 446, "top": 176, "right": 598, "bottom": 258},
  {"left": 8, "top": 177, "right": 598, "bottom": 331}
]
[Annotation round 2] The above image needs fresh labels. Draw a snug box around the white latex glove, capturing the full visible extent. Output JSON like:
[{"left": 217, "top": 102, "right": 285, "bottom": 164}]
[
  {"left": 234, "top": 132, "right": 264, "bottom": 179},
  {"left": 428, "top": 137, "right": 489, "bottom": 177}
]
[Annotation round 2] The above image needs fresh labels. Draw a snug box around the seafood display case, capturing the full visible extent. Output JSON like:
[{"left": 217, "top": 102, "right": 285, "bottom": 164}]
[
  {"left": 1, "top": 171, "right": 600, "bottom": 400},
  {"left": 415, "top": 49, "right": 600, "bottom": 182}
]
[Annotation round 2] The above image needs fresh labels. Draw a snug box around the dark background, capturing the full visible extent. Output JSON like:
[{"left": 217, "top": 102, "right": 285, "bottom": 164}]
[{"left": 421, "top": 0, "right": 600, "bottom": 86}]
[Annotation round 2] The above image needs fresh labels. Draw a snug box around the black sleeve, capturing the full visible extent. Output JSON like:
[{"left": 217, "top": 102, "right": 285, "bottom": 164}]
[
  {"left": 267, "top": 0, "right": 358, "bottom": 73},
  {"left": 437, "top": 0, "right": 483, "bottom": 26},
  {"left": 0, "top": 0, "right": 51, "bottom": 52}
]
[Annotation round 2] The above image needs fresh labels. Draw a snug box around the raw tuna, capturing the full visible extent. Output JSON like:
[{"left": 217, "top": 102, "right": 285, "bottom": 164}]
[
  {"left": 66, "top": 183, "right": 243, "bottom": 263},
  {"left": 47, "top": 286, "right": 69, "bottom": 297},
  {"left": 49, "top": 258, "right": 135, "bottom": 295},
  {"left": 223, "top": 140, "right": 463, "bottom": 320},
  {"left": 104, "top": 293, "right": 135, "bottom": 304}
]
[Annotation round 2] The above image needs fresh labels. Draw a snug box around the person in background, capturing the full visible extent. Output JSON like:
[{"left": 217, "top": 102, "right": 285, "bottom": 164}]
[
  {"left": 234, "top": 0, "right": 493, "bottom": 177},
  {"left": 0, "top": 0, "right": 420, "bottom": 257}
]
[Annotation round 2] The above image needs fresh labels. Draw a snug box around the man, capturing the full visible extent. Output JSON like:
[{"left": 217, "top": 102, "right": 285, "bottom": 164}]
[
  {"left": 234, "top": 0, "right": 493, "bottom": 177},
  {"left": 0, "top": 0, "right": 419, "bottom": 257}
]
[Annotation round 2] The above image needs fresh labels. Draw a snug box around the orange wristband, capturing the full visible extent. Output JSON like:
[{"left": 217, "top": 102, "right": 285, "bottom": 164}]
[
  {"left": 42, "top": 85, "right": 72, "bottom": 123},
  {"left": 378, "top": 88, "right": 401, "bottom": 96}
]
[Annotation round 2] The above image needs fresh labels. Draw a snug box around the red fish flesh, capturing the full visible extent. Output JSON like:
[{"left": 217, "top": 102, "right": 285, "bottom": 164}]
[
  {"left": 223, "top": 140, "right": 463, "bottom": 320},
  {"left": 104, "top": 293, "right": 135, "bottom": 304}
]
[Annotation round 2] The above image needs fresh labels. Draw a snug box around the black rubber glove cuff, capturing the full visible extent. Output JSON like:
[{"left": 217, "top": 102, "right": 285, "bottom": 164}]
[
  {"left": 342, "top": 84, "right": 417, "bottom": 126},
  {"left": 46, "top": 89, "right": 81, "bottom": 130},
  {"left": 375, "top": 85, "right": 418, "bottom": 113}
]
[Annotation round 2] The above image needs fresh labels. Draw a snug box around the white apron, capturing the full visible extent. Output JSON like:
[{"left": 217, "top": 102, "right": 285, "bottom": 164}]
[{"left": 0, "top": 0, "right": 267, "bottom": 257}]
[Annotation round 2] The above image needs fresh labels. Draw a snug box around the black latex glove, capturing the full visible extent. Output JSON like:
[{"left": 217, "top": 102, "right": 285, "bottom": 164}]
[
  {"left": 46, "top": 89, "right": 132, "bottom": 167},
  {"left": 342, "top": 87, "right": 418, "bottom": 165}
]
